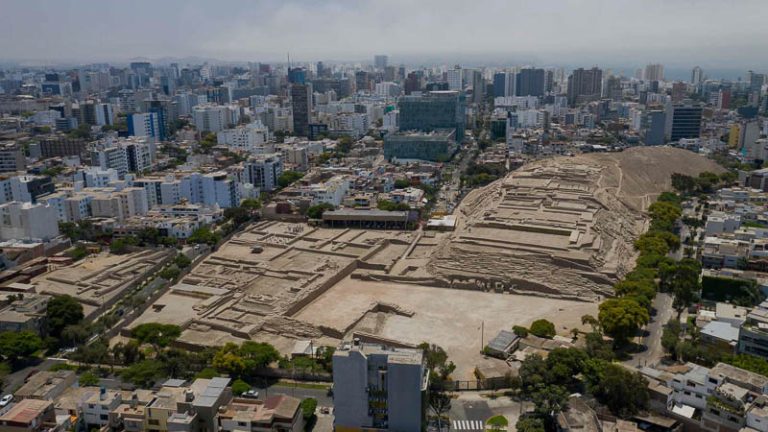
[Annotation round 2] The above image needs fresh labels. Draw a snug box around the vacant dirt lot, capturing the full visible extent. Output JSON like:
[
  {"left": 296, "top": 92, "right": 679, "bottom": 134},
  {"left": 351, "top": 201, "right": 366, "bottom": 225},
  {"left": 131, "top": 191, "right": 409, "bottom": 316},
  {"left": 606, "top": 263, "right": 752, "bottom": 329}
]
[{"left": 295, "top": 277, "right": 598, "bottom": 379}]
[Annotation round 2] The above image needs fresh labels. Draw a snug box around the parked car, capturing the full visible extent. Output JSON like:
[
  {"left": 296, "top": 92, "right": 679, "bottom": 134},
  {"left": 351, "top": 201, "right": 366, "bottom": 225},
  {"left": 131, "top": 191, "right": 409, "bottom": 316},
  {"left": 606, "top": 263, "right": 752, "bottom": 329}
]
[{"left": 0, "top": 395, "right": 13, "bottom": 407}]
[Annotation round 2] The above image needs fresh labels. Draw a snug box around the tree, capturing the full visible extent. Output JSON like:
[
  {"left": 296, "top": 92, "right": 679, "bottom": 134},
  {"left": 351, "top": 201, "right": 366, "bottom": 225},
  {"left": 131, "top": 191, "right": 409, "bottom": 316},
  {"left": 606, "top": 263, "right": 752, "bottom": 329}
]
[
  {"left": 240, "top": 198, "right": 262, "bottom": 211},
  {"left": 231, "top": 379, "right": 250, "bottom": 396},
  {"left": 224, "top": 207, "right": 251, "bottom": 225},
  {"left": 531, "top": 384, "right": 569, "bottom": 417},
  {"left": 516, "top": 416, "right": 546, "bottom": 432},
  {"left": 109, "top": 238, "right": 131, "bottom": 254},
  {"left": 46, "top": 295, "right": 84, "bottom": 338},
  {"left": 661, "top": 319, "right": 682, "bottom": 358},
  {"left": 60, "top": 324, "right": 91, "bottom": 346},
  {"left": 131, "top": 323, "right": 182, "bottom": 348},
  {"left": 394, "top": 179, "right": 410, "bottom": 189},
  {"left": 188, "top": 227, "right": 220, "bottom": 246},
  {"left": 529, "top": 319, "right": 556, "bottom": 338},
  {"left": 79, "top": 371, "right": 100, "bottom": 386},
  {"left": 429, "top": 390, "right": 452, "bottom": 431},
  {"left": 598, "top": 298, "right": 649, "bottom": 346},
  {"left": 585, "top": 332, "right": 615, "bottom": 361},
  {"left": 418, "top": 343, "right": 456, "bottom": 382},
  {"left": 671, "top": 173, "right": 696, "bottom": 194},
  {"left": 277, "top": 170, "right": 304, "bottom": 188},
  {"left": 174, "top": 254, "right": 192, "bottom": 269},
  {"left": 159, "top": 265, "right": 181, "bottom": 281},
  {"left": 377, "top": 200, "right": 411, "bottom": 212},
  {"left": 212, "top": 344, "right": 246, "bottom": 376},
  {"left": 513, "top": 325, "right": 529, "bottom": 338},
  {"left": 666, "top": 259, "right": 702, "bottom": 317},
  {"left": 300, "top": 398, "right": 318, "bottom": 420},
  {"left": 519, "top": 354, "right": 549, "bottom": 393},
  {"left": 585, "top": 361, "right": 649, "bottom": 417},
  {"left": 306, "top": 203, "right": 335, "bottom": 220},
  {"left": 486, "top": 415, "right": 509, "bottom": 432},
  {"left": 546, "top": 348, "right": 587, "bottom": 388},
  {"left": 239, "top": 341, "right": 280, "bottom": 370},
  {"left": 0, "top": 331, "right": 42, "bottom": 362},
  {"left": 120, "top": 359, "right": 165, "bottom": 387}
]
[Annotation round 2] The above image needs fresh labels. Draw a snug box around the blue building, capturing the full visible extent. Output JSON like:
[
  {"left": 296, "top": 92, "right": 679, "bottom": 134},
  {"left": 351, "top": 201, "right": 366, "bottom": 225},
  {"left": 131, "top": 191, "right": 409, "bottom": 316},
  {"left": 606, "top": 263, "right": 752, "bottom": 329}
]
[
  {"left": 398, "top": 90, "right": 466, "bottom": 142},
  {"left": 288, "top": 67, "right": 306, "bottom": 85}
]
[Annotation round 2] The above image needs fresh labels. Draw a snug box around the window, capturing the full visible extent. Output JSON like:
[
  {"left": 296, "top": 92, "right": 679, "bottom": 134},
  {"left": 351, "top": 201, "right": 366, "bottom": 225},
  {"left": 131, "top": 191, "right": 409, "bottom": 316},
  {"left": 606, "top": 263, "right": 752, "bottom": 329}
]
[
  {"left": 148, "top": 419, "right": 160, "bottom": 426},
  {"left": 684, "top": 391, "right": 691, "bottom": 395},
  {"left": 695, "top": 394, "right": 703, "bottom": 399},
  {"left": 100, "top": 414, "right": 108, "bottom": 420},
  {"left": 708, "top": 378, "right": 718, "bottom": 384}
]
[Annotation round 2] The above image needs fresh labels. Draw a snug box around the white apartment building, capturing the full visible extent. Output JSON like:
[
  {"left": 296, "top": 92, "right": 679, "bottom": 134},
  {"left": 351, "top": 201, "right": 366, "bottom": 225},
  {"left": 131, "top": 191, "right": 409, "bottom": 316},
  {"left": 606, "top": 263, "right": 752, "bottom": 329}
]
[
  {"left": 216, "top": 121, "right": 272, "bottom": 153},
  {"left": 192, "top": 104, "right": 241, "bottom": 133},
  {"left": 0, "top": 201, "right": 59, "bottom": 241}
]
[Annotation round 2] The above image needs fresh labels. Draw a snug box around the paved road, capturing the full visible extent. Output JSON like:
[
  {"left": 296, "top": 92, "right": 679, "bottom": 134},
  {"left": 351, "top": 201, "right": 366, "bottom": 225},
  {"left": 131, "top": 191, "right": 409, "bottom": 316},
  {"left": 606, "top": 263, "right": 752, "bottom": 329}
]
[
  {"left": 3, "top": 358, "right": 66, "bottom": 393},
  {"left": 627, "top": 292, "right": 674, "bottom": 368},
  {"left": 448, "top": 399, "right": 493, "bottom": 432}
]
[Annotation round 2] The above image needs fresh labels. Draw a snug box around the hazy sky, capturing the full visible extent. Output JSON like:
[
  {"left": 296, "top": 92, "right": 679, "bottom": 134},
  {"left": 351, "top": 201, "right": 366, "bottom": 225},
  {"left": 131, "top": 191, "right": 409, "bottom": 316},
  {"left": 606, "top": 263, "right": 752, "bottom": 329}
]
[{"left": 1, "top": 0, "right": 767, "bottom": 70}]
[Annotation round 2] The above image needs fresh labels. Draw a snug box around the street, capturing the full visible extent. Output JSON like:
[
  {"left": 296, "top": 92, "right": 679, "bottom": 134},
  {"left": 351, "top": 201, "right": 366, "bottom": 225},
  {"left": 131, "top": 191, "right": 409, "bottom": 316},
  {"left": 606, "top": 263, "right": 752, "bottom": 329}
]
[{"left": 626, "top": 292, "right": 674, "bottom": 368}]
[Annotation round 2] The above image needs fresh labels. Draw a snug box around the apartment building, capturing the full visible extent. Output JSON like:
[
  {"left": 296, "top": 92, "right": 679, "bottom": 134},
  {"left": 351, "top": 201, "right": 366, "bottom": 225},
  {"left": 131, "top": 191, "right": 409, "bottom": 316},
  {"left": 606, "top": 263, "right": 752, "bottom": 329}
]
[{"left": 333, "top": 340, "right": 428, "bottom": 431}]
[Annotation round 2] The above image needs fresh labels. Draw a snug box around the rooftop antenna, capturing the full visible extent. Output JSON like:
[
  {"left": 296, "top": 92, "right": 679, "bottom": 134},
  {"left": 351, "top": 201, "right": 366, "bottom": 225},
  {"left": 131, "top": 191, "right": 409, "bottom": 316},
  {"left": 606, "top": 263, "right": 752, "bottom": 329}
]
[{"left": 287, "top": 52, "right": 291, "bottom": 69}]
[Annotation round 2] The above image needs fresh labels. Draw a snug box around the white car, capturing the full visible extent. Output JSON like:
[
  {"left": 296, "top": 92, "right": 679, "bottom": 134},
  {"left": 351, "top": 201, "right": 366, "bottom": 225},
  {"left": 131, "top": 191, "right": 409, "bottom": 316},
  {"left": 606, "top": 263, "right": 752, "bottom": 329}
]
[{"left": 0, "top": 394, "right": 13, "bottom": 407}]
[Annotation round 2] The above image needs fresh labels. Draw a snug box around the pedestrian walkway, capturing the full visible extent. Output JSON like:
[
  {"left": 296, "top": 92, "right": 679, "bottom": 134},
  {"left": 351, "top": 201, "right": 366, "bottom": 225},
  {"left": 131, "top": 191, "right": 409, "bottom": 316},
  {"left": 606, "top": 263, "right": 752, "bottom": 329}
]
[{"left": 452, "top": 419, "right": 485, "bottom": 431}]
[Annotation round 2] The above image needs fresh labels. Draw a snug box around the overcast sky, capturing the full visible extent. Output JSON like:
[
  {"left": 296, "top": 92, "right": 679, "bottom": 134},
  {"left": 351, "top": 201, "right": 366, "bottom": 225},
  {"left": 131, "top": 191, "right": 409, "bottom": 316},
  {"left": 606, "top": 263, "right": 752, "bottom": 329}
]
[{"left": 1, "top": 0, "right": 767, "bottom": 70}]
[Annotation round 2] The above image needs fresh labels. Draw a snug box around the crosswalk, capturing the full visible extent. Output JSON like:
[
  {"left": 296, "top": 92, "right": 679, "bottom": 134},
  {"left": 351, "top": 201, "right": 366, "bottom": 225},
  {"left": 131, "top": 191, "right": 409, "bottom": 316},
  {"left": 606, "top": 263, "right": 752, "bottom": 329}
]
[{"left": 452, "top": 420, "right": 485, "bottom": 431}]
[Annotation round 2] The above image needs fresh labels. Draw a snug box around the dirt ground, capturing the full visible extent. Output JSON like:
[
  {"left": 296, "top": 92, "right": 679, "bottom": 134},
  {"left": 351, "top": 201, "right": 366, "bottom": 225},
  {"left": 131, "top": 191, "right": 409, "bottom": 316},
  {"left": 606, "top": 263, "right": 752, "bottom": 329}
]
[{"left": 294, "top": 277, "right": 598, "bottom": 380}]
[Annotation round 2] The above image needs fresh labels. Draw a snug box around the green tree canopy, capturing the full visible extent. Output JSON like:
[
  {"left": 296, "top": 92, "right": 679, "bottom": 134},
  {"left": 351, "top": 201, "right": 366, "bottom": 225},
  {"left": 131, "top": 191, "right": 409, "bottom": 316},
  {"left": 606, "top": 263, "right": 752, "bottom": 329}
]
[
  {"left": 584, "top": 361, "right": 649, "bottom": 417},
  {"left": 131, "top": 323, "right": 182, "bottom": 348},
  {"left": 46, "top": 295, "right": 84, "bottom": 338},
  {"left": 306, "top": 203, "right": 335, "bottom": 219},
  {"left": 598, "top": 298, "right": 649, "bottom": 346},
  {"left": 277, "top": 170, "right": 304, "bottom": 188},
  {"left": 529, "top": 319, "right": 556, "bottom": 338},
  {"left": 0, "top": 331, "right": 42, "bottom": 361}
]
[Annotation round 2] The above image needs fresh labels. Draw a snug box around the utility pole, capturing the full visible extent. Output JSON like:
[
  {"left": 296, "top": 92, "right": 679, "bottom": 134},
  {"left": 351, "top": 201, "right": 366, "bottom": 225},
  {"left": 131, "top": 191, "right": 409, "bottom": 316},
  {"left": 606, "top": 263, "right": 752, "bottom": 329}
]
[{"left": 480, "top": 320, "right": 484, "bottom": 353}]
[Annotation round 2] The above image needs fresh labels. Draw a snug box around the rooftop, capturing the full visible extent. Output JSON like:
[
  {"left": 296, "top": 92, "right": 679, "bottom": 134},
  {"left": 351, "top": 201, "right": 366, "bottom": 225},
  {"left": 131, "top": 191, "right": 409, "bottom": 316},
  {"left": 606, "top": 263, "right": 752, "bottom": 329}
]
[{"left": 0, "top": 399, "right": 52, "bottom": 424}]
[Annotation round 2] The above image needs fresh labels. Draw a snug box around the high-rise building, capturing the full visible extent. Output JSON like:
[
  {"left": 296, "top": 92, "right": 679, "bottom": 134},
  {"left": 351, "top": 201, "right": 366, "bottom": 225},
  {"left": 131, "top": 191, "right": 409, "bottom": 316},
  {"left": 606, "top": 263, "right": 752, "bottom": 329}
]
[
  {"left": 316, "top": 61, "right": 326, "bottom": 78},
  {"left": 604, "top": 76, "right": 622, "bottom": 101},
  {"left": 0, "top": 142, "right": 25, "bottom": 173},
  {"left": 192, "top": 104, "right": 241, "bottom": 133},
  {"left": 642, "top": 110, "right": 666, "bottom": 145},
  {"left": 38, "top": 136, "right": 87, "bottom": 159},
  {"left": 492, "top": 72, "right": 515, "bottom": 98},
  {"left": 374, "top": 55, "right": 388, "bottom": 70},
  {"left": 290, "top": 83, "right": 313, "bottom": 137},
  {"left": 355, "top": 71, "right": 370, "bottom": 93},
  {"left": 471, "top": 70, "right": 485, "bottom": 104},
  {"left": 398, "top": 90, "right": 467, "bottom": 141},
  {"left": 245, "top": 153, "right": 283, "bottom": 192},
  {"left": 643, "top": 63, "right": 665, "bottom": 82},
  {"left": 333, "top": 341, "right": 428, "bottom": 432},
  {"left": 671, "top": 82, "right": 688, "bottom": 103},
  {"left": 127, "top": 112, "right": 161, "bottom": 141},
  {"left": 691, "top": 66, "right": 704, "bottom": 85},
  {"left": 669, "top": 104, "right": 703, "bottom": 142},
  {"left": 447, "top": 67, "right": 463, "bottom": 91},
  {"left": 566, "top": 67, "right": 603, "bottom": 107},
  {"left": 404, "top": 72, "right": 421, "bottom": 95},
  {"left": 516, "top": 68, "right": 545, "bottom": 97},
  {"left": 80, "top": 101, "right": 114, "bottom": 126},
  {"left": 288, "top": 67, "right": 306, "bottom": 85}
]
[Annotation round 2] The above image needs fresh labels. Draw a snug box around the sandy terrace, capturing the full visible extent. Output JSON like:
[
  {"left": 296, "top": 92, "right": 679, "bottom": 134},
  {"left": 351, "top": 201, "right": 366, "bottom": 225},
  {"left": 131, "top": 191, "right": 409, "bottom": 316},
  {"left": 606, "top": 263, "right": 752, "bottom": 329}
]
[{"left": 294, "top": 276, "right": 598, "bottom": 379}]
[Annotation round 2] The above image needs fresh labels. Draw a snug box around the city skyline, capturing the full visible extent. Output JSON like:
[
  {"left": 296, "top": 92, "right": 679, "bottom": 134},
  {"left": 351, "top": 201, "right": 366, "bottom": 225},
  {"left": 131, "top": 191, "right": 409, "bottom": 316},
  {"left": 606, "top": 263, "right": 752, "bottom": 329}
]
[{"left": 2, "top": 0, "right": 768, "bottom": 71}]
